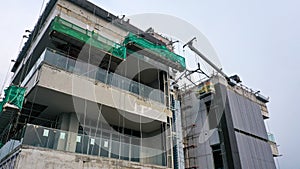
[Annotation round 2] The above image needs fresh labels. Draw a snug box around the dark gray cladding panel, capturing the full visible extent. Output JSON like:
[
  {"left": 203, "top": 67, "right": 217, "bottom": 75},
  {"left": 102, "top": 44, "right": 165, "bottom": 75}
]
[
  {"left": 183, "top": 83, "right": 273, "bottom": 169},
  {"left": 227, "top": 90, "right": 268, "bottom": 140},
  {"left": 214, "top": 83, "right": 242, "bottom": 169},
  {"left": 235, "top": 132, "right": 276, "bottom": 169},
  {"left": 213, "top": 83, "right": 271, "bottom": 168}
]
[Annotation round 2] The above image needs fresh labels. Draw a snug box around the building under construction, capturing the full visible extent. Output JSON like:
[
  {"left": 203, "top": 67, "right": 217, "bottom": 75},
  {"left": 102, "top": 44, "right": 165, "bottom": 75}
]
[
  {"left": 0, "top": 0, "right": 278, "bottom": 169},
  {"left": 180, "top": 75, "right": 279, "bottom": 169}
]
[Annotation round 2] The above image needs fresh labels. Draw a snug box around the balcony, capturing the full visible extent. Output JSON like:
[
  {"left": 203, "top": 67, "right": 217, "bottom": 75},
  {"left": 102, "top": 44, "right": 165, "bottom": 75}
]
[
  {"left": 123, "top": 33, "right": 186, "bottom": 71},
  {"left": 22, "top": 48, "right": 164, "bottom": 104},
  {"left": 50, "top": 16, "right": 126, "bottom": 60},
  {"left": 267, "top": 133, "right": 280, "bottom": 157},
  {"left": 0, "top": 124, "right": 166, "bottom": 166},
  {"left": 260, "top": 103, "right": 270, "bottom": 119}
]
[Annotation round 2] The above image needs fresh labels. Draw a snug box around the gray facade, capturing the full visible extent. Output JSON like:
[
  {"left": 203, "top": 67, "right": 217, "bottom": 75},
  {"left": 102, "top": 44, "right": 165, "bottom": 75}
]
[
  {"left": 225, "top": 86, "right": 276, "bottom": 169},
  {"left": 0, "top": 0, "right": 279, "bottom": 168},
  {"left": 181, "top": 77, "right": 277, "bottom": 169},
  {"left": 0, "top": 0, "right": 186, "bottom": 168}
]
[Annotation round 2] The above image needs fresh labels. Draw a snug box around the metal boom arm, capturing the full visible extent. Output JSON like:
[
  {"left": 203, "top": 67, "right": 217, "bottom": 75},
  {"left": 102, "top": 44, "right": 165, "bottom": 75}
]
[{"left": 183, "top": 37, "right": 229, "bottom": 80}]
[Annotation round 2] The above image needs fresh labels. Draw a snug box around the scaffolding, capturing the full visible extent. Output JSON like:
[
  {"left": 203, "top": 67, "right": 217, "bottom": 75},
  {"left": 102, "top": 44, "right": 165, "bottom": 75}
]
[
  {"left": 0, "top": 86, "right": 26, "bottom": 113},
  {"left": 184, "top": 124, "right": 198, "bottom": 169},
  {"left": 50, "top": 16, "right": 127, "bottom": 60},
  {"left": 50, "top": 17, "right": 186, "bottom": 72},
  {"left": 179, "top": 75, "right": 218, "bottom": 169},
  {"left": 123, "top": 33, "right": 186, "bottom": 71}
]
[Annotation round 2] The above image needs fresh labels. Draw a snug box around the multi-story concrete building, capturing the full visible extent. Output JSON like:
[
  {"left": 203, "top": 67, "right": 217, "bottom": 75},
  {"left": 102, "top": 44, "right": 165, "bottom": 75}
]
[
  {"left": 0, "top": 1, "right": 279, "bottom": 169},
  {"left": 180, "top": 75, "right": 280, "bottom": 169},
  {"left": 0, "top": 0, "right": 185, "bottom": 168}
]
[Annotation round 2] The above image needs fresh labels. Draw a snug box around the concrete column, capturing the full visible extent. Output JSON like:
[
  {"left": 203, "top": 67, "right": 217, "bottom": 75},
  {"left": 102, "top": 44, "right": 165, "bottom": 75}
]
[{"left": 56, "top": 112, "right": 79, "bottom": 152}]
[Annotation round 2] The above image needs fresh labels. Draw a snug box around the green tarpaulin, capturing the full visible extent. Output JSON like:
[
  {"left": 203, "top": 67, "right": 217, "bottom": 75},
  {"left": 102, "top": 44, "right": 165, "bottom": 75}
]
[
  {"left": 50, "top": 17, "right": 185, "bottom": 70},
  {"left": 50, "top": 16, "right": 126, "bottom": 60},
  {"left": 123, "top": 33, "right": 186, "bottom": 70},
  {"left": 0, "top": 86, "right": 26, "bottom": 112}
]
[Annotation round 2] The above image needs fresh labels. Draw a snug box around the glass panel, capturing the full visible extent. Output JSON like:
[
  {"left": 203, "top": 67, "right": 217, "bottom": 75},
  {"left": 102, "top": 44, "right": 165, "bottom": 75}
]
[
  {"left": 56, "top": 55, "right": 67, "bottom": 70},
  {"left": 75, "top": 135, "right": 83, "bottom": 153},
  {"left": 43, "top": 49, "right": 56, "bottom": 64},
  {"left": 66, "top": 58, "right": 76, "bottom": 72},
  {"left": 95, "top": 68, "right": 107, "bottom": 83},
  {"left": 141, "top": 146, "right": 164, "bottom": 166},
  {"left": 130, "top": 82, "right": 139, "bottom": 95},
  {"left": 81, "top": 134, "right": 89, "bottom": 154},
  {"left": 111, "top": 134, "right": 120, "bottom": 159},
  {"left": 120, "top": 136, "right": 130, "bottom": 160},
  {"left": 18, "top": 124, "right": 168, "bottom": 166},
  {"left": 267, "top": 133, "right": 275, "bottom": 142},
  {"left": 23, "top": 48, "right": 165, "bottom": 104},
  {"left": 131, "top": 144, "right": 140, "bottom": 162},
  {"left": 88, "top": 137, "right": 100, "bottom": 156},
  {"left": 100, "top": 132, "right": 110, "bottom": 157}
]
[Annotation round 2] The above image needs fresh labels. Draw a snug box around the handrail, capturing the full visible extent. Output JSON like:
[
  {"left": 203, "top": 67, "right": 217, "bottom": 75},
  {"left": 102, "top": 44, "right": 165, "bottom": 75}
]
[
  {"left": 123, "top": 33, "right": 186, "bottom": 69},
  {"left": 21, "top": 48, "right": 164, "bottom": 104},
  {"left": 51, "top": 16, "right": 126, "bottom": 59},
  {"left": 0, "top": 123, "right": 166, "bottom": 166}
]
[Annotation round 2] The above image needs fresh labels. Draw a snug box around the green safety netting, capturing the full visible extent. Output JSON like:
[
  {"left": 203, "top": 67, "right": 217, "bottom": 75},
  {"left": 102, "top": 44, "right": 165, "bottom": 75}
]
[
  {"left": 50, "top": 17, "right": 185, "bottom": 69},
  {"left": 50, "top": 17, "right": 126, "bottom": 59},
  {"left": 123, "top": 33, "right": 186, "bottom": 69},
  {"left": 0, "top": 86, "right": 26, "bottom": 112}
]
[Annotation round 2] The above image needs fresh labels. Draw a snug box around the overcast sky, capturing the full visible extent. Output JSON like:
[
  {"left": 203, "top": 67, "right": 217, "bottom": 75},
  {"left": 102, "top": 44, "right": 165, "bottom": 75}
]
[{"left": 0, "top": 0, "right": 299, "bottom": 168}]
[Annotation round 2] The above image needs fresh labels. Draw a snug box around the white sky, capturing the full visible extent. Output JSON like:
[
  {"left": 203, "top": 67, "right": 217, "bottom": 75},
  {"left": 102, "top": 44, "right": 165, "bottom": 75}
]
[{"left": 0, "top": 0, "right": 299, "bottom": 168}]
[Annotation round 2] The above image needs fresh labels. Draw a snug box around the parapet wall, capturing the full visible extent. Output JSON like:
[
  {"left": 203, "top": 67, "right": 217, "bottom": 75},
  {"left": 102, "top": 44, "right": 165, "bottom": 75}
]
[{"left": 2, "top": 146, "right": 169, "bottom": 169}]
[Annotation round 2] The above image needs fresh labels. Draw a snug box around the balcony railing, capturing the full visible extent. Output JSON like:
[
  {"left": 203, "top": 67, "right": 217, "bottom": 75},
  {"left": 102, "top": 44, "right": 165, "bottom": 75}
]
[
  {"left": 123, "top": 33, "right": 186, "bottom": 71},
  {"left": 267, "top": 133, "right": 280, "bottom": 157},
  {"left": 51, "top": 16, "right": 126, "bottom": 60},
  {"left": 0, "top": 124, "right": 166, "bottom": 166},
  {"left": 22, "top": 48, "right": 165, "bottom": 104},
  {"left": 267, "top": 133, "right": 276, "bottom": 143}
]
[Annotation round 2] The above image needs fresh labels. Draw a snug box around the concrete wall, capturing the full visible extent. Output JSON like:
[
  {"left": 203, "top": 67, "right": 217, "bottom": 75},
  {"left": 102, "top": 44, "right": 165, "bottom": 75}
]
[
  {"left": 37, "top": 64, "right": 171, "bottom": 122},
  {"left": 11, "top": 1, "right": 59, "bottom": 81},
  {"left": 57, "top": 0, "right": 128, "bottom": 43},
  {"left": 180, "top": 86, "right": 218, "bottom": 169},
  {"left": 7, "top": 146, "right": 169, "bottom": 169}
]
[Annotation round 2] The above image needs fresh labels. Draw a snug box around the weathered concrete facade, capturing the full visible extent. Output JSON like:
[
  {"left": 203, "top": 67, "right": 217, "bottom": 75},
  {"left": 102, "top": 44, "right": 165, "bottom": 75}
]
[
  {"left": 0, "top": 0, "right": 186, "bottom": 168},
  {"left": 1, "top": 146, "right": 168, "bottom": 169}
]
